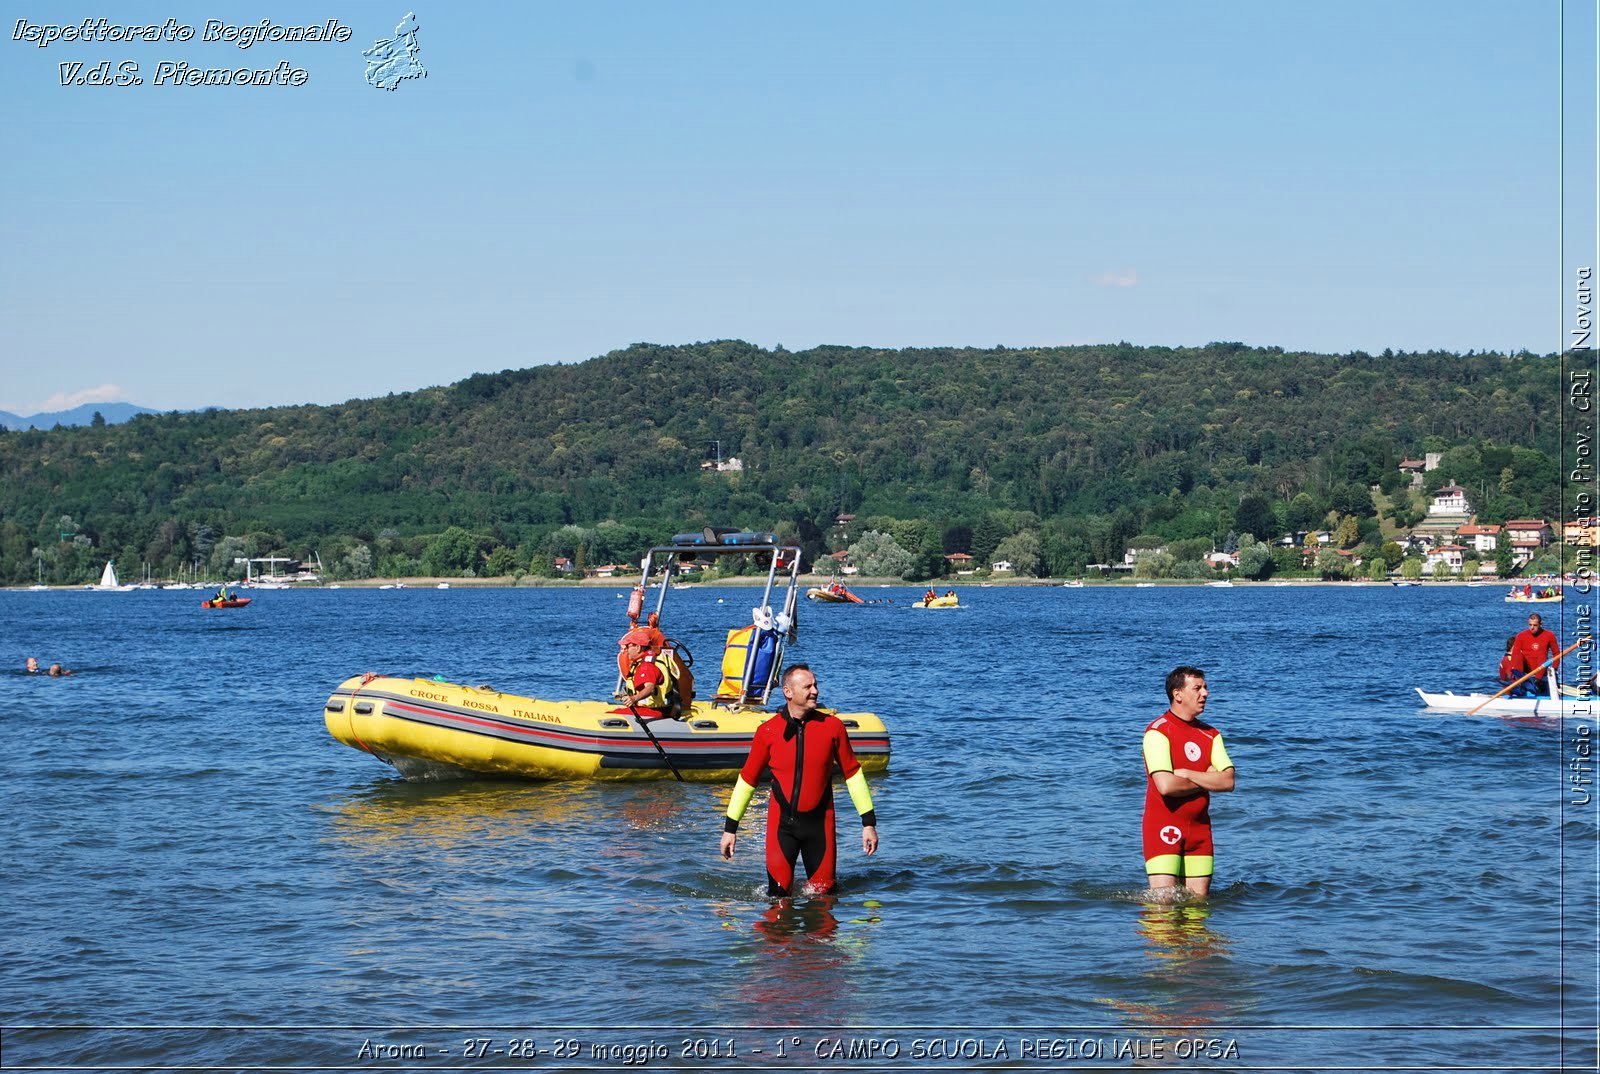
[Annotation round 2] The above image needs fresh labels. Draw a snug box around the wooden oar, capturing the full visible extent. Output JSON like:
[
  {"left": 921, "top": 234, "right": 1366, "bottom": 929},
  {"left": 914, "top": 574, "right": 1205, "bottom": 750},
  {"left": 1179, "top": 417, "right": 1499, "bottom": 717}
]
[{"left": 1467, "top": 636, "right": 1590, "bottom": 716}]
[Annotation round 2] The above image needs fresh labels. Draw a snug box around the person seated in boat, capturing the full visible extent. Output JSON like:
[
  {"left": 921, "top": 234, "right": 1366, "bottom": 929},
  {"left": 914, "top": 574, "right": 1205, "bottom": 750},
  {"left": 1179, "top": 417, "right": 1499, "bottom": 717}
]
[
  {"left": 1510, "top": 612, "right": 1560, "bottom": 696},
  {"left": 923, "top": 588, "right": 937, "bottom": 604},
  {"left": 945, "top": 590, "right": 956, "bottom": 599},
  {"left": 47, "top": 663, "right": 71, "bottom": 677},
  {"left": 617, "top": 627, "right": 668, "bottom": 717},
  {"left": 25, "top": 657, "right": 39, "bottom": 674},
  {"left": 1498, "top": 636, "right": 1519, "bottom": 688}
]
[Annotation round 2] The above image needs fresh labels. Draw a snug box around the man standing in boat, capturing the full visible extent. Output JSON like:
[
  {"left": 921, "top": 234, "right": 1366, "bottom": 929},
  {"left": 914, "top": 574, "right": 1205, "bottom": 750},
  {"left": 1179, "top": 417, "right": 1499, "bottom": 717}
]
[
  {"left": 1509, "top": 612, "right": 1561, "bottom": 696},
  {"left": 1142, "top": 666, "right": 1235, "bottom": 898},
  {"left": 720, "top": 664, "right": 879, "bottom": 896}
]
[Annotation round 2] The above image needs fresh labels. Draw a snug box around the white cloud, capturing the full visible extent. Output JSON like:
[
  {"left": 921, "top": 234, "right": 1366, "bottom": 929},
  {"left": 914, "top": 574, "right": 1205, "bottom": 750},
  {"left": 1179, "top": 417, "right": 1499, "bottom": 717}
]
[
  {"left": 1094, "top": 270, "right": 1139, "bottom": 288},
  {"left": 35, "top": 384, "right": 127, "bottom": 413}
]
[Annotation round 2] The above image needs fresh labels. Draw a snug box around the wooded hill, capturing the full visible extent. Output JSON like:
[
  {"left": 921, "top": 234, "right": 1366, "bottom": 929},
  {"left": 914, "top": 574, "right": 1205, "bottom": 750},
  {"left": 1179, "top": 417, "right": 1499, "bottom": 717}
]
[{"left": 0, "top": 340, "right": 1566, "bottom": 584}]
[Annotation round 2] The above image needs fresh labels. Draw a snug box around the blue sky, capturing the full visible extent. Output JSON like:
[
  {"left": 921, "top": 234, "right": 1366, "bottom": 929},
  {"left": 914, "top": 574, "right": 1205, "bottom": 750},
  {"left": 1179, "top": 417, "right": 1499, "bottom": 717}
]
[{"left": 2, "top": 2, "right": 1594, "bottom": 414}]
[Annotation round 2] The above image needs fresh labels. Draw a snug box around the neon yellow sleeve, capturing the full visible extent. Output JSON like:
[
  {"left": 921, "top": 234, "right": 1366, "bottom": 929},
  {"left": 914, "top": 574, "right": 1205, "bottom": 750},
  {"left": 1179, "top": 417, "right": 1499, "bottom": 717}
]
[
  {"left": 726, "top": 775, "right": 757, "bottom": 825},
  {"left": 1143, "top": 729, "right": 1173, "bottom": 773},
  {"left": 844, "top": 769, "right": 875, "bottom": 817},
  {"left": 1210, "top": 733, "right": 1234, "bottom": 772}
]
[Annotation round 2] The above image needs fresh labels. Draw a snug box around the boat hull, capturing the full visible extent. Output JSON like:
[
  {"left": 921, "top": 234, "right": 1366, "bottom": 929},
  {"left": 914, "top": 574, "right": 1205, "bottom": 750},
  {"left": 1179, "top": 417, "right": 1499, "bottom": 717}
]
[
  {"left": 324, "top": 675, "right": 891, "bottom": 782},
  {"left": 201, "top": 598, "right": 251, "bottom": 608},
  {"left": 912, "top": 596, "right": 960, "bottom": 608},
  {"left": 806, "top": 587, "right": 863, "bottom": 604},
  {"left": 1414, "top": 686, "right": 1592, "bottom": 718}
]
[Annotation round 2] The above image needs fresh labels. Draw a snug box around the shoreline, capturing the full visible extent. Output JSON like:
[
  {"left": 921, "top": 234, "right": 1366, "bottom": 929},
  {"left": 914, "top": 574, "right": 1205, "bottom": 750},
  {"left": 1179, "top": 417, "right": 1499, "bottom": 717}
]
[{"left": 7, "top": 575, "right": 1544, "bottom": 591}]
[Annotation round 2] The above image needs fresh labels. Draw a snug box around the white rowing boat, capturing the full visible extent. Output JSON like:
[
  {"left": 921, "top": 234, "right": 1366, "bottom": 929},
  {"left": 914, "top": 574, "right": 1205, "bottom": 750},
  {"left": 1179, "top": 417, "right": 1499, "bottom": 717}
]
[{"left": 1415, "top": 674, "right": 1595, "bottom": 718}]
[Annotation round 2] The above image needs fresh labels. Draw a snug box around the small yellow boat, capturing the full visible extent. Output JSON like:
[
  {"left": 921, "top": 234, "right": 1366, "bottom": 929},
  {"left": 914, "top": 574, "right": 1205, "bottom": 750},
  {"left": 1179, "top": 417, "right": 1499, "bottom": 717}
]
[
  {"left": 324, "top": 531, "right": 892, "bottom": 782},
  {"left": 324, "top": 676, "right": 889, "bottom": 782},
  {"left": 912, "top": 594, "right": 960, "bottom": 608}
]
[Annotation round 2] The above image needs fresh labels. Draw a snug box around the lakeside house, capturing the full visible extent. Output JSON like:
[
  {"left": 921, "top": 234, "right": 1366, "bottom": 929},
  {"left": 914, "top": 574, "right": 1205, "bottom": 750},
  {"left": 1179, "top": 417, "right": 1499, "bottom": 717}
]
[
  {"left": 945, "top": 552, "right": 975, "bottom": 577},
  {"left": 1456, "top": 522, "right": 1501, "bottom": 555},
  {"left": 1565, "top": 517, "right": 1600, "bottom": 546},
  {"left": 1428, "top": 484, "right": 1471, "bottom": 517},
  {"left": 1505, "top": 519, "right": 1552, "bottom": 569},
  {"left": 1424, "top": 544, "right": 1466, "bottom": 575}
]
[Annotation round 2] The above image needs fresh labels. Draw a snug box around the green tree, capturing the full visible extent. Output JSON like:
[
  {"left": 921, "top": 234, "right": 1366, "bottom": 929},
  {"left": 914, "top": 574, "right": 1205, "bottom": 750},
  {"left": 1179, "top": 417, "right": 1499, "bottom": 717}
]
[
  {"left": 1316, "top": 548, "right": 1351, "bottom": 579},
  {"left": 209, "top": 535, "right": 248, "bottom": 578},
  {"left": 1236, "top": 538, "right": 1273, "bottom": 579},
  {"left": 423, "top": 526, "right": 478, "bottom": 576},
  {"left": 848, "top": 530, "right": 916, "bottom": 578},
  {"left": 338, "top": 544, "right": 373, "bottom": 579},
  {"left": 485, "top": 545, "right": 521, "bottom": 577},
  {"left": 992, "top": 529, "right": 1042, "bottom": 576},
  {"left": 1288, "top": 493, "right": 1319, "bottom": 532},
  {"left": 1235, "top": 495, "right": 1274, "bottom": 540},
  {"left": 1401, "top": 556, "right": 1424, "bottom": 580},
  {"left": 1133, "top": 551, "right": 1173, "bottom": 579},
  {"left": 1334, "top": 514, "right": 1361, "bottom": 548},
  {"left": 1495, "top": 529, "right": 1513, "bottom": 577},
  {"left": 970, "top": 514, "right": 1007, "bottom": 564}
]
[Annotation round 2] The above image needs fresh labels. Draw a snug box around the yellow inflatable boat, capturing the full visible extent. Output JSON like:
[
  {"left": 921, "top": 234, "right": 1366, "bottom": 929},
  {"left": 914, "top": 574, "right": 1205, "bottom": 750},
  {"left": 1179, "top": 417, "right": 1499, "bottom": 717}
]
[
  {"left": 324, "top": 531, "right": 893, "bottom": 782},
  {"left": 324, "top": 675, "right": 890, "bottom": 782}
]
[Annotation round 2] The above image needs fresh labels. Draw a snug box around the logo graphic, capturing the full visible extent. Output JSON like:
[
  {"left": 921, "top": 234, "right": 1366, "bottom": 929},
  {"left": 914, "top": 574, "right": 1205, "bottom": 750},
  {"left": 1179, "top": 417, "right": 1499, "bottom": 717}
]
[
  {"left": 364, "top": 12, "right": 425, "bottom": 90},
  {"left": 1159, "top": 825, "right": 1182, "bottom": 846},
  {"left": 1184, "top": 741, "right": 1202, "bottom": 762}
]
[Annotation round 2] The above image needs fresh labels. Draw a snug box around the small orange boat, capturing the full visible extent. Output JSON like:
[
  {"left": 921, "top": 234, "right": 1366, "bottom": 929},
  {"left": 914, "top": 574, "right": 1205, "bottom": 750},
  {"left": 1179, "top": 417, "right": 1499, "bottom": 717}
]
[{"left": 201, "top": 597, "right": 252, "bottom": 609}]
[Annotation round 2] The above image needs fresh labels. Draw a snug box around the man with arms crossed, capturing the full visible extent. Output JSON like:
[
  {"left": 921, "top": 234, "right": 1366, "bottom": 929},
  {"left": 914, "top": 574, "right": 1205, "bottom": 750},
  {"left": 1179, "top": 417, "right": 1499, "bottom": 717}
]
[
  {"left": 720, "top": 663, "right": 879, "bottom": 896},
  {"left": 1143, "top": 665, "right": 1235, "bottom": 897}
]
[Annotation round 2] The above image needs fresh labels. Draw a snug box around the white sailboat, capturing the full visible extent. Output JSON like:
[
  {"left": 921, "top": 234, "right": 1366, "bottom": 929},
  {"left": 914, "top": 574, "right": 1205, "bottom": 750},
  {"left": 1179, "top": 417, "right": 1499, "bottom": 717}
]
[{"left": 92, "top": 560, "right": 133, "bottom": 591}]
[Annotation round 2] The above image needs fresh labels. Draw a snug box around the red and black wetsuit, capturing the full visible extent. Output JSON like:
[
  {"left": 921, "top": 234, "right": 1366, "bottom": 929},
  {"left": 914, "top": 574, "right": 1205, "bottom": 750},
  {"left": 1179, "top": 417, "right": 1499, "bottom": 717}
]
[{"left": 724, "top": 708, "right": 876, "bottom": 896}]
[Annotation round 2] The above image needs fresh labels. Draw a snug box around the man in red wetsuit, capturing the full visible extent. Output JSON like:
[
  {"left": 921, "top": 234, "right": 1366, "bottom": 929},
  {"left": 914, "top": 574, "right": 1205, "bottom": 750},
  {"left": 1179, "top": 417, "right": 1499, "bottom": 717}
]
[
  {"left": 1510, "top": 612, "right": 1562, "bottom": 696},
  {"left": 1143, "top": 665, "right": 1236, "bottom": 898},
  {"left": 720, "top": 664, "right": 879, "bottom": 896}
]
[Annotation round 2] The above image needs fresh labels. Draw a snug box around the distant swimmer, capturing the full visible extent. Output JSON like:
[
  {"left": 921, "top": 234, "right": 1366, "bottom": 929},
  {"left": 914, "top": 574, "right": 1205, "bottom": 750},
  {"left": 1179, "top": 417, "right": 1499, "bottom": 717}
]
[
  {"left": 720, "top": 663, "right": 878, "bottom": 896},
  {"left": 1142, "top": 666, "right": 1235, "bottom": 898},
  {"left": 47, "top": 663, "right": 71, "bottom": 677},
  {"left": 25, "top": 657, "right": 39, "bottom": 674}
]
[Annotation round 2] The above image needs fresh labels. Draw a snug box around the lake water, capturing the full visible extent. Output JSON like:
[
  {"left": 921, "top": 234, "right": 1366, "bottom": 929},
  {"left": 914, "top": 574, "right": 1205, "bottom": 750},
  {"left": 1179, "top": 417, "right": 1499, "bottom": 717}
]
[{"left": 2, "top": 584, "right": 1596, "bottom": 1072}]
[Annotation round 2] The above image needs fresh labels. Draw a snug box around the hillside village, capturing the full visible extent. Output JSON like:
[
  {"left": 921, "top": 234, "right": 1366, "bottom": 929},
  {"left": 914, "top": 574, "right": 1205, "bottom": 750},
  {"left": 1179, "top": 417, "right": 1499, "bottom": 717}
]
[{"left": 816, "top": 450, "right": 1578, "bottom": 584}]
